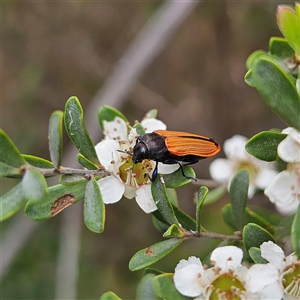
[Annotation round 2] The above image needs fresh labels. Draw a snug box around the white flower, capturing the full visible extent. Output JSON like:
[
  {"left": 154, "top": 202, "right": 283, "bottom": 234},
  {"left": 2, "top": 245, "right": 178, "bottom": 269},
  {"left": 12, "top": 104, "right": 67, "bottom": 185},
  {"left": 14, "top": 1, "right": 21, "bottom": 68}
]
[
  {"left": 209, "top": 135, "right": 278, "bottom": 198},
  {"left": 95, "top": 116, "right": 178, "bottom": 213},
  {"left": 174, "top": 246, "right": 249, "bottom": 299},
  {"left": 173, "top": 256, "right": 209, "bottom": 298},
  {"left": 264, "top": 127, "right": 300, "bottom": 215},
  {"left": 248, "top": 241, "right": 300, "bottom": 299}
]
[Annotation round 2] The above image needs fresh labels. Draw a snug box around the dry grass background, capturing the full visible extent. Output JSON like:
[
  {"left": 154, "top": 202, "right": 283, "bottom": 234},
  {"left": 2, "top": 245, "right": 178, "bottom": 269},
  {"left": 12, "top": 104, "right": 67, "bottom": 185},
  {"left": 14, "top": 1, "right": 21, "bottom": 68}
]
[{"left": 1, "top": 1, "right": 287, "bottom": 299}]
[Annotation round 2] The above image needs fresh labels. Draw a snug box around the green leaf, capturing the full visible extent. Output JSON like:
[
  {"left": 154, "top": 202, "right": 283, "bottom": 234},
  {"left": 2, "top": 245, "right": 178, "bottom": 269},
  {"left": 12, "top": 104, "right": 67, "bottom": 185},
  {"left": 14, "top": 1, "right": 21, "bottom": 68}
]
[
  {"left": 60, "top": 174, "right": 87, "bottom": 186},
  {"left": 151, "top": 174, "right": 179, "bottom": 226},
  {"left": 243, "top": 223, "right": 275, "bottom": 251},
  {"left": 0, "top": 162, "right": 22, "bottom": 177},
  {"left": 248, "top": 247, "right": 268, "bottom": 264},
  {"left": 196, "top": 186, "right": 209, "bottom": 233},
  {"left": 277, "top": 4, "right": 300, "bottom": 59},
  {"left": 250, "top": 57, "right": 300, "bottom": 130},
  {"left": 244, "top": 70, "right": 255, "bottom": 88},
  {"left": 77, "top": 154, "right": 98, "bottom": 170},
  {"left": 25, "top": 181, "right": 87, "bottom": 220},
  {"left": 0, "top": 129, "right": 27, "bottom": 167},
  {"left": 136, "top": 274, "right": 157, "bottom": 300},
  {"left": 99, "top": 291, "right": 122, "bottom": 300},
  {"left": 98, "top": 105, "right": 128, "bottom": 131},
  {"left": 143, "top": 109, "right": 158, "bottom": 119},
  {"left": 129, "top": 238, "right": 183, "bottom": 271},
  {"left": 23, "top": 155, "right": 54, "bottom": 169},
  {"left": 163, "top": 166, "right": 196, "bottom": 188},
  {"left": 291, "top": 205, "right": 300, "bottom": 258},
  {"left": 269, "top": 37, "right": 295, "bottom": 59},
  {"left": 133, "top": 122, "right": 146, "bottom": 136},
  {"left": 22, "top": 168, "right": 47, "bottom": 201},
  {"left": 0, "top": 183, "right": 27, "bottom": 221},
  {"left": 246, "top": 131, "right": 287, "bottom": 161},
  {"left": 152, "top": 273, "right": 191, "bottom": 300},
  {"left": 84, "top": 177, "right": 105, "bottom": 233},
  {"left": 48, "top": 110, "right": 63, "bottom": 169},
  {"left": 153, "top": 205, "right": 196, "bottom": 231},
  {"left": 64, "top": 96, "right": 101, "bottom": 166},
  {"left": 229, "top": 170, "right": 249, "bottom": 230},
  {"left": 144, "top": 268, "right": 165, "bottom": 276},
  {"left": 222, "top": 204, "right": 237, "bottom": 230},
  {"left": 245, "top": 50, "right": 268, "bottom": 70},
  {"left": 163, "top": 224, "right": 185, "bottom": 238}
]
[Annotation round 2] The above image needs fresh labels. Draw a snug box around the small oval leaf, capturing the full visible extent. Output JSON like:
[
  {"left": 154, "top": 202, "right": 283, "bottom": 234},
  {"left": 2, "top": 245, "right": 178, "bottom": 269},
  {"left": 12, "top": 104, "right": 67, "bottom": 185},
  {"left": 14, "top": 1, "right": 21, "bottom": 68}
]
[
  {"left": 84, "top": 177, "right": 105, "bottom": 233},
  {"left": 230, "top": 170, "right": 249, "bottom": 230},
  {"left": 163, "top": 166, "right": 195, "bottom": 188},
  {"left": 64, "top": 96, "right": 100, "bottom": 166},
  {"left": 246, "top": 131, "right": 287, "bottom": 161},
  {"left": 196, "top": 186, "right": 209, "bottom": 233},
  {"left": 151, "top": 175, "right": 179, "bottom": 226},
  {"left": 291, "top": 205, "right": 300, "bottom": 258},
  {"left": 0, "top": 129, "right": 27, "bottom": 167},
  {"left": 49, "top": 110, "right": 63, "bottom": 169},
  {"left": 248, "top": 247, "right": 268, "bottom": 264},
  {"left": 98, "top": 105, "right": 128, "bottom": 131},
  {"left": 99, "top": 291, "right": 122, "bottom": 300},
  {"left": 243, "top": 223, "right": 275, "bottom": 251},
  {"left": 0, "top": 183, "right": 27, "bottom": 221},
  {"left": 22, "top": 168, "right": 47, "bottom": 201},
  {"left": 129, "top": 238, "right": 183, "bottom": 271}
]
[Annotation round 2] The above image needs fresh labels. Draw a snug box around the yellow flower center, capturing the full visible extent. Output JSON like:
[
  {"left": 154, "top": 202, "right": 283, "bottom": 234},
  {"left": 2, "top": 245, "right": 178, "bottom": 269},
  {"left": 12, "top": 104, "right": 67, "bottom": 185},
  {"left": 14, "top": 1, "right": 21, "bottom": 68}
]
[
  {"left": 208, "top": 273, "right": 246, "bottom": 300},
  {"left": 118, "top": 156, "right": 152, "bottom": 186},
  {"left": 282, "top": 261, "right": 300, "bottom": 298}
]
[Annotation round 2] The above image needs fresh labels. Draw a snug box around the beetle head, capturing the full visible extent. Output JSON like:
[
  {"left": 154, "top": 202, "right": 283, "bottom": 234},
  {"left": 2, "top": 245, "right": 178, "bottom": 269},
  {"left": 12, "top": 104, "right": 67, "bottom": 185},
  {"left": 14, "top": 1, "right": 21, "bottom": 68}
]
[{"left": 132, "top": 142, "right": 148, "bottom": 164}]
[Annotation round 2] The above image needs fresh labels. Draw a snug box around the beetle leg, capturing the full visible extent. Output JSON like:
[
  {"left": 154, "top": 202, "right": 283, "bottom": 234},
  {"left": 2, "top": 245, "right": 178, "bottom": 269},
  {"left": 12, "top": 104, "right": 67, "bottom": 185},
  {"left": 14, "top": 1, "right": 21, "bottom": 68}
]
[
  {"left": 178, "top": 162, "right": 197, "bottom": 182},
  {"left": 149, "top": 161, "right": 159, "bottom": 182}
]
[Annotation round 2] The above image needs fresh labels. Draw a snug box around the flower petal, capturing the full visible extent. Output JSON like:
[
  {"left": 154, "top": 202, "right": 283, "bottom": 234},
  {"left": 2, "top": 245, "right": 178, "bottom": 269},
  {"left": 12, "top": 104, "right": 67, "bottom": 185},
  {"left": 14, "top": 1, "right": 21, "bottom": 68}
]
[
  {"left": 254, "top": 165, "right": 278, "bottom": 189},
  {"left": 135, "top": 185, "right": 157, "bottom": 213},
  {"left": 247, "top": 263, "right": 280, "bottom": 293},
  {"left": 264, "top": 171, "right": 299, "bottom": 211},
  {"left": 260, "top": 241, "right": 285, "bottom": 270},
  {"left": 223, "top": 135, "right": 249, "bottom": 160},
  {"left": 141, "top": 118, "right": 166, "bottom": 133},
  {"left": 174, "top": 263, "right": 207, "bottom": 297},
  {"left": 175, "top": 256, "right": 203, "bottom": 271},
  {"left": 103, "top": 117, "right": 128, "bottom": 141},
  {"left": 210, "top": 246, "right": 243, "bottom": 271},
  {"left": 157, "top": 163, "right": 179, "bottom": 174},
  {"left": 98, "top": 176, "right": 125, "bottom": 204},
  {"left": 95, "top": 140, "right": 121, "bottom": 168},
  {"left": 209, "top": 158, "right": 234, "bottom": 182},
  {"left": 278, "top": 128, "right": 300, "bottom": 163}
]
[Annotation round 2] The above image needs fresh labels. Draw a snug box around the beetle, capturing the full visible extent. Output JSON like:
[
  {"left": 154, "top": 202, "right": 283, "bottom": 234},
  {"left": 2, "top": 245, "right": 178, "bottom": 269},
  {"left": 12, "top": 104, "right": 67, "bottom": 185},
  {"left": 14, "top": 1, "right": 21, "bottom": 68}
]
[{"left": 131, "top": 130, "right": 221, "bottom": 182}]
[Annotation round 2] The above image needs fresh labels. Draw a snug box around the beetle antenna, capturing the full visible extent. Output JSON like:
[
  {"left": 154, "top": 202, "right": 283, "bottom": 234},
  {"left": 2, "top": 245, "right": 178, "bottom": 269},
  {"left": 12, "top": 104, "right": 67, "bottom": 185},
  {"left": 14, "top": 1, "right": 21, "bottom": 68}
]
[{"left": 117, "top": 149, "right": 132, "bottom": 156}]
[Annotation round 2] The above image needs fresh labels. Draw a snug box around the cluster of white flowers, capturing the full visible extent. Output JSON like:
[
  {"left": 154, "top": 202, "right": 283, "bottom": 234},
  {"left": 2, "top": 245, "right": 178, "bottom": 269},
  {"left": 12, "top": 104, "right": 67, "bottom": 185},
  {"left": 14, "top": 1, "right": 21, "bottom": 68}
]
[
  {"left": 209, "top": 135, "right": 278, "bottom": 198},
  {"left": 95, "top": 116, "right": 178, "bottom": 213},
  {"left": 209, "top": 129, "right": 300, "bottom": 215},
  {"left": 173, "top": 242, "right": 300, "bottom": 299},
  {"left": 264, "top": 127, "right": 300, "bottom": 215}
]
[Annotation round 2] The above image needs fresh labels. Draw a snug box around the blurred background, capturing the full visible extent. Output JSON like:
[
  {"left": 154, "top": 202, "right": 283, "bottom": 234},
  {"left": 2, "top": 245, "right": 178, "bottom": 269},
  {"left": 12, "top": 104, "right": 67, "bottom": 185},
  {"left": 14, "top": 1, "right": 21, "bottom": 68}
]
[{"left": 1, "top": 1, "right": 287, "bottom": 299}]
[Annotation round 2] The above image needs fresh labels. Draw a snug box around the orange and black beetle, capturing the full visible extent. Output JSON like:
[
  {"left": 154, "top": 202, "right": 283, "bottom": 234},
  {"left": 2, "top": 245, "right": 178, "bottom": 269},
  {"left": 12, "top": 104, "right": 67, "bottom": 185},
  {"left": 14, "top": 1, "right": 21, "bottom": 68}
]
[{"left": 132, "top": 130, "right": 221, "bottom": 181}]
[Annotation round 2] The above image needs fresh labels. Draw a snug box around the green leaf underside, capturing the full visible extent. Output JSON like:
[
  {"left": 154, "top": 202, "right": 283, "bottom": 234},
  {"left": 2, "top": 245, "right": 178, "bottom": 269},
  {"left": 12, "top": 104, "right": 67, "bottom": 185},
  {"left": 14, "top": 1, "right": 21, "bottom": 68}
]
[
  {"left": 243, "top": 223, "right": 275, "bottom": 250},
  {"left": 291, "top": 205, "right": 300, "bottom": 258},
  {"left": 0, "top": 129, "right": 27, "bottom": 167},
  {"left": 269, "top": 37, "right": 295, "bottom": 59},
  {"left": 196, "top": 186, "right": 209, "bottom": 233},
  {"left": 246, "top": 131, "right": 287, "bottom": 161},
  {"left": 134, "top": 123, "right": 146, "bottom": 136},
  {"left": 64, "top": 96, "right": 100, "bottom": 165},
  {"left": 98, "top": 105, "right": 128, "bottom": 131},
  {"left": 229, "top": 170, "right": 249, "bottom": 230},
  {"left": 25, "top": 181, "right": 87, "bottom": 220},
  {"left": 129, "top": 238, "right": 183, "bottom": 271},
  {"left": 0, "top": 161, "right": 22, "bottom": 177},
  {"left": 49, "top": 110, "right": 63, "bottom": 169},
  {"left": 151, "top": 175, "right": 179, "bottom": 226},
  {"left": 0, "top": 183, "right": 27, "bottom": 221},
  {"left": 152, "top": 273, "right": 191, "bottom": 300},
  {"left": 83, "top": 177, "right": 105, "bottom": 233},
  {"left": 251, "top": 57, "right": 300, "bottom": 130},
  {"left": 60, "top": 174, "right": 87, "bottom": 186},
  {"left": 22, "top": 168, "right": 47, "bottom": 201}
]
